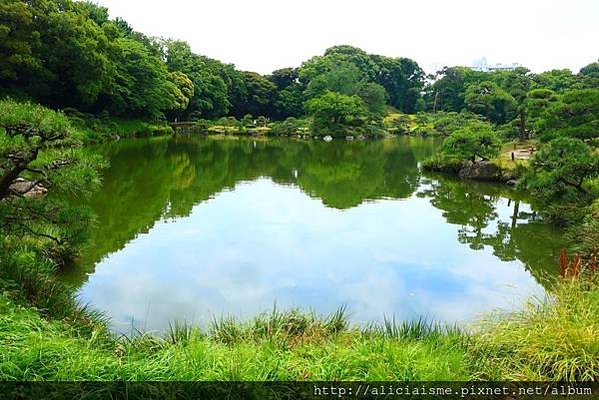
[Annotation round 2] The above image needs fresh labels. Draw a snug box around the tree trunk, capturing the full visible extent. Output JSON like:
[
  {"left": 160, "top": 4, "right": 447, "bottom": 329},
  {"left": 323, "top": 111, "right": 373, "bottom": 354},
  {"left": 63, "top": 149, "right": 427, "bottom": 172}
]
[
  {"left": 0, "top": 162, "right": 27, "bottom": 200},
  {"left": 519, "top": 109, "right": 527, "bottom": 140}
]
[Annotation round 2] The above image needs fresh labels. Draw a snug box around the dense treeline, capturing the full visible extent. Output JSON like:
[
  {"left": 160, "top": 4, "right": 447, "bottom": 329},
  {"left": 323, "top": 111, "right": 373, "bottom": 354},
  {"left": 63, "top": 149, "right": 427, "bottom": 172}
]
[
  {"left": 2, "top": 0, "right": 598, "bottom": 140},
  {"left": 0, "top": 0, "right": 423, "bottom": 124}
]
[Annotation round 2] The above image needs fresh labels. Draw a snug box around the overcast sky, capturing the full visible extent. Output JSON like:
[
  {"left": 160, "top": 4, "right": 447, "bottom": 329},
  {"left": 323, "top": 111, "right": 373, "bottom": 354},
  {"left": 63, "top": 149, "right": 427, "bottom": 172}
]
[{"left": 94, "top": 0, "right": 598, "bottom": 75}]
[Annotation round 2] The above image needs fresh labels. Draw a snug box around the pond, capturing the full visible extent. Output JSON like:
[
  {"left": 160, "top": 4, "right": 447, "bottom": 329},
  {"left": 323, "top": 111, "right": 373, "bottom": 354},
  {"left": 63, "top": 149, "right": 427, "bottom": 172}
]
[{"left": 63, "top": 135, "right": 566, "bottom": 334}]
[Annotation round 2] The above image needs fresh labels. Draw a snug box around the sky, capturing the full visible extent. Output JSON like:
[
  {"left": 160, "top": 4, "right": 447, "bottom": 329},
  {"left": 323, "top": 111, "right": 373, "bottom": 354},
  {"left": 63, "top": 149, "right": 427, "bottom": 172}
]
[{"left": 94, "top": 0, "right": 598, "bottom": 75}]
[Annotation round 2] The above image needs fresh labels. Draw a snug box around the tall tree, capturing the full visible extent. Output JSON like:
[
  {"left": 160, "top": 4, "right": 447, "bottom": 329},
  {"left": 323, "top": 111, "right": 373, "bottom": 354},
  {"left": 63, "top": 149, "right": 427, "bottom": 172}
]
[{"left": 371, "top": 55, "right": 424, "bottom": 113}]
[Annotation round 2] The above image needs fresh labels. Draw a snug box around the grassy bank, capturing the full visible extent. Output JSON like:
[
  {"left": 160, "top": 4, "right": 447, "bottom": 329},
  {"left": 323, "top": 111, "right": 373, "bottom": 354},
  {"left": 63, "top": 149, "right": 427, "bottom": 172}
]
[{"left": 1, "top": 240, "right": 597, "bottom": 381}]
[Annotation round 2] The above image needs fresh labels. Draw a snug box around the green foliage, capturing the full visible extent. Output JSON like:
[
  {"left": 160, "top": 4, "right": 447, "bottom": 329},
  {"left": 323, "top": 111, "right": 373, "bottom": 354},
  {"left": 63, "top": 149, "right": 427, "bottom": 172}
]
[
  {"left": 526, "top": 137, "right": 599, "bottom": 202},
  {"left": 532, "top": 69, "right": 580, "bottom": 92},
  {"left": 0, "top": 0, "right": 41, "bottom": 83},
  {"left": 439, "top": 124, "right": 502, "bottom": 163},
  {"left": 539, "top": 89, "right": 599, "bottom": 142},
  {"left": 420, "top": 153, "right": 465, "bottom": 173},
  {"left": 169, "top": 71, "right": 195, "bottom": 111},
  {"left": 109, "top": 38, "right": 180, "bottom": 118},
  {"left": 236, "top": 71, "right": 277, "bottom": 118},
  {"left": 164, "top": 40, "right": 234, "bottom": 119},
  {"left": 465, "top": 81, "right": 517, "bottom": 124},
  {"left": 305, "top": 91, "right": 368, "bottom": 136},
  {"left": 300, "top": 46, "right": 423, "bottom": 117},
  {"left": 412, "top": 111, "right": 489, "bottom": 137},
  {"left": 523, "top": 88, "right": 559, "bottom": 136},
  {"left": 269, "top": 117, "right": 309, "bottom": 136},
  {"left": 0, "top": 100, "right": 105, "bottom": 257},
  {"left": 370, "top": 55, "right": 425, "bottom": 113},
  {"left": 429, "top": 67, "right": 487, "bottom": 112}
]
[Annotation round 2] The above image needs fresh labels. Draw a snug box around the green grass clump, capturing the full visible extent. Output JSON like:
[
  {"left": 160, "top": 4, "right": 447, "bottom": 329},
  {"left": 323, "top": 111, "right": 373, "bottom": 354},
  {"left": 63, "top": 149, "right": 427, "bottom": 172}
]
[
  {"left": 0, "top": 295, "right": 472, "bottom": 380},
  {"left": 470, "top": 276, "right": 599, "bottom": 381}
]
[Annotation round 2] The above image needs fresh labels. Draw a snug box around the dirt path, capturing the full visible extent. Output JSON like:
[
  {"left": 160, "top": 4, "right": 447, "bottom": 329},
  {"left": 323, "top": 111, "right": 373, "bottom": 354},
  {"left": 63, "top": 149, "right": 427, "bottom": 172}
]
[{"left": 502, "top": 140, "right": 538, "bottom": 161}]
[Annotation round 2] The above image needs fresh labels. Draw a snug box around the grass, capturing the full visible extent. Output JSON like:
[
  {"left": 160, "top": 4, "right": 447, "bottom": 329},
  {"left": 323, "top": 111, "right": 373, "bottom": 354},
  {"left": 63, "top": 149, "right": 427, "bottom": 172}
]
[
  {"left": 470, "top": 277, "right": 599, "bottom": 381},
  {"left": 0, "top": 293, "right": 472, "bottom": 380}
]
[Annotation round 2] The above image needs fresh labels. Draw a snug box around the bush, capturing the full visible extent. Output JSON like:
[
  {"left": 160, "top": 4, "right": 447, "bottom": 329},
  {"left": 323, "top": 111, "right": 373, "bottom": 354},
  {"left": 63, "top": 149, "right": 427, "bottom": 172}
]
[{"left": 421, "top": 153, "right": 465, "bottom": 173}]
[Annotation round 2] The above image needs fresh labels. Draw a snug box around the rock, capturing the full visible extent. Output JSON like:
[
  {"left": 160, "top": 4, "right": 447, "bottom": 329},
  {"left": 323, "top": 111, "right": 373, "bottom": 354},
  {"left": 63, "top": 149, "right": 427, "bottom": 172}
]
[
  {"left": 345, "top": 135, "right": 354, "bottom": 141},
  {"left": 458, "top": 161, "right": 501, "bottom": 181},
  {"left": 323, "top": 135, "right": 333, "bottom": 142},
  {"left": 357, "top": 135, "right": 366, "bottom": 141},
  {"left": 9, "top": 178, "right": 48, "bottom": 197}
]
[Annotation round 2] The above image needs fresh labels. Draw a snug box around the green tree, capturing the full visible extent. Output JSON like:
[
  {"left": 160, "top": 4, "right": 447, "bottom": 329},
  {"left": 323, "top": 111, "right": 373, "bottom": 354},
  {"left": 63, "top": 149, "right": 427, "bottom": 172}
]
[
  {"left": 539, "top": 89, "right": 599, "bottom": 141},
  {"left": 357, "top": 82, "right": 388, "bottom": 119},
  {"left": 532, "top": 69, "right": 579, "bottom": 92},
  {"left": 465, "top": 81, "right": 517, "bottom": 124},
  {"left": 107, "top": 38, "right": 179, "bottom": 118},
  {"left": 527, "top": 137, "right": 598, "bottom": 199},
  {"left": 164, "top": 40, "right": 232, "bottom": 119},
  {"left": 305, "top": 91, "right": 368, "bottom": 136},
  {"left": 491, "top": 68, "right": 533, "bottom": 139},
  {"left": 322, "top": 45, "right": 379, "bottom": 81},
  {"left": 0, "top": 0, "right": 41, "bottom": 84},
  {"left": 0, "top": 100, "right": 104, "bottom": 258},
  {"left": 273, "top": 85, "right": 304, "bottom": 119},
  {"left": 440, "top": 124, "right": 501, "bottom": 163},
  {"left": 269, "top": 68, "right": 299, "bottom": 90},
  {"left": 579, "top": 61, "right": 599, "bottom": 79},
  {"left": 169, "top": 71, "right": 195, "bottom": 111},
  {"left": 578, "top": 61, "right": 599, "bottom": 89},
  {"left": 523, "top": 88, "right": 559, "bottom": 136},
  {"left": 302, "top": 59, "right": 365, "bottom": 99},
  {"left": 370, "top": 55, "right": 424, "bottom": 113},
  {"left": 430, "top": 67, "right": 487, "bottom": 112},
  {"left": 236, "top": 71, "right": 278, "bottom": 118},
  {"left": 34, "top": 1, "right": 115, "bottom": 107}
]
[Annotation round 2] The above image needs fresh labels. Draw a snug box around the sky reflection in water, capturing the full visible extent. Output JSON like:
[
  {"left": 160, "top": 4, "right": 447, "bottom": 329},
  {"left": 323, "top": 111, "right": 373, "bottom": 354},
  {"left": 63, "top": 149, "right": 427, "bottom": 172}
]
[{"left": 68, "top": 137, "right": 564, "bottom": 333}]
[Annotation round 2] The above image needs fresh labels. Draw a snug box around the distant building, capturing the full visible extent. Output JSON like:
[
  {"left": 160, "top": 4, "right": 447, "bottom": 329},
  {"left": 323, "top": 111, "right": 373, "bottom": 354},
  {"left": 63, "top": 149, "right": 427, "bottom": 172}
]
[{"left": 472, "top": 57, "right": 521, "bottom": 72}]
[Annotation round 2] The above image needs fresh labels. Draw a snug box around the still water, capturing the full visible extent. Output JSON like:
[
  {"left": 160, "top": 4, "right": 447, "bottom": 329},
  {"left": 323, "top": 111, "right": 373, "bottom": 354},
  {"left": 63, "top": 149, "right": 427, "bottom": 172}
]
[{"left": 64, "top": 135, "right": 565, "bottom": 333}]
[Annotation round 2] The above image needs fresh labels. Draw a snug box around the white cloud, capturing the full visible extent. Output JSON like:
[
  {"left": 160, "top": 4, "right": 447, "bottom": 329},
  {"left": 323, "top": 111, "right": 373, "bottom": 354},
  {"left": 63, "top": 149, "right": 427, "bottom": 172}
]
[{"left": 94, "top": 0, "right": 598, "bottom": 74}]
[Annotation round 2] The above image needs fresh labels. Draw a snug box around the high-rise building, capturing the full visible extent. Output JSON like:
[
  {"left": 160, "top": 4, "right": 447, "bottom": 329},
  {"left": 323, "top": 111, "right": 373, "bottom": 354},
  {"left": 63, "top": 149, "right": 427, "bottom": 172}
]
[{"left": 472, "top": 57, "right": 521, "bottom": 72}]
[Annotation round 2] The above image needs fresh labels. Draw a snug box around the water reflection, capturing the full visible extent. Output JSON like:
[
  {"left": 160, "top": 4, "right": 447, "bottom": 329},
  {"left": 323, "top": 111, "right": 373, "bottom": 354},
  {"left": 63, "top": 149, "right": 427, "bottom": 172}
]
[{"left": 63, "top": 136, "right": 565, "bottom": 333}]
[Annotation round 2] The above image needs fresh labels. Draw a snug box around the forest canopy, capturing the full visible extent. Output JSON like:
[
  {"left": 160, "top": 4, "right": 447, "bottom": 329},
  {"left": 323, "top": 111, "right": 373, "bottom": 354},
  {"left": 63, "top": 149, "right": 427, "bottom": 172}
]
[{"left": 0, "top": 0, "right": 597, "bottom": 141}]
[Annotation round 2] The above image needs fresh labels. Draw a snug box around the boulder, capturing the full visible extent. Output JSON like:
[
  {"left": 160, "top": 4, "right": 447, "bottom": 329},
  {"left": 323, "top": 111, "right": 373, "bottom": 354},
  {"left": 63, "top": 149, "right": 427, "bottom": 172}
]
[
  {"left": 9, "top": 178, "right": 48, "bottom": 197},
  {"left": 458, "top": 161, "right": 501, "bottom": 181}
]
